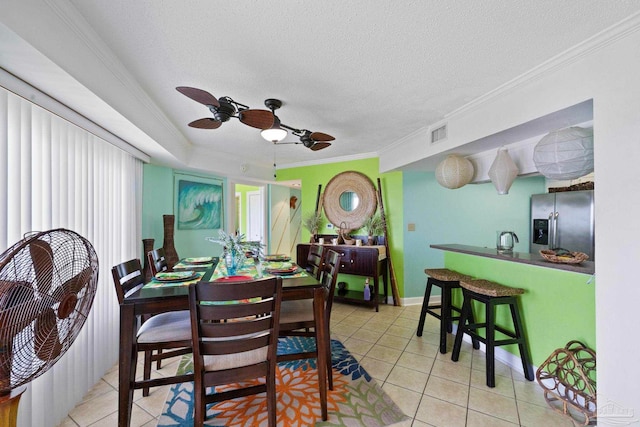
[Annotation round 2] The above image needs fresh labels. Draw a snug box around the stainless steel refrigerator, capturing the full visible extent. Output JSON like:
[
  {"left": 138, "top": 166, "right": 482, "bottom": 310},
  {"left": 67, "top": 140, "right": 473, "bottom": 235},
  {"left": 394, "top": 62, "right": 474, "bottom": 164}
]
[{"left": 530, "top": 190, "right": 595, "bottom": 260}]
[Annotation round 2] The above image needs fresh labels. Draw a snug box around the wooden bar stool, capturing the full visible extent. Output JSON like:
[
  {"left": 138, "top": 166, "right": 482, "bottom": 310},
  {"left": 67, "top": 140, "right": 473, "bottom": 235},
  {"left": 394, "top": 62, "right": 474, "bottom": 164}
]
[
  {"left": 451, "top": 278, "right": 534, "bottom": 387},
  {"left": 417, "top": 268, "right": 479, "bottom": 354}
]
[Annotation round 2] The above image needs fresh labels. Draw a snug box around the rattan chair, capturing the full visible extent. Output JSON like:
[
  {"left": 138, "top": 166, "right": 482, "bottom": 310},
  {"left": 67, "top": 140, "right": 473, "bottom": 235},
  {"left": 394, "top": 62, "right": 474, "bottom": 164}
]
[
  {"left": 278, "top": 249, "right": 341, "bottom": 390},
  {"left": 189, "top": 276, "right": 283, "bottom": 427},
  {"left": 111, "top": 259, "right": 192, "bottom": 396}
]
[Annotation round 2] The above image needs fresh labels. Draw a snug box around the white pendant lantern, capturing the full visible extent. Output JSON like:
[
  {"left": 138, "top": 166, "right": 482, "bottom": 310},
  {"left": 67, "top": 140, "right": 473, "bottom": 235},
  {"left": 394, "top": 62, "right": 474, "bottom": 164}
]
[
  {"left": 488, "top": 147, "right": 519, "bottom": 195},
  {"left": 533, "top": 127, "right": 594, "bottom": 180},
  {"left": 435, "top": 154, "right": 475, "bottom": 189}
]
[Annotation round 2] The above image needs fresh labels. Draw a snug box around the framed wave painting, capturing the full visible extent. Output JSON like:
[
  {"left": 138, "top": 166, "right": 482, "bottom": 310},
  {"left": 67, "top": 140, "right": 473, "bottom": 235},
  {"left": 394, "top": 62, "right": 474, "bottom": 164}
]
[{"left": 175, "top": 175, "right": 223, "bottom": 230}]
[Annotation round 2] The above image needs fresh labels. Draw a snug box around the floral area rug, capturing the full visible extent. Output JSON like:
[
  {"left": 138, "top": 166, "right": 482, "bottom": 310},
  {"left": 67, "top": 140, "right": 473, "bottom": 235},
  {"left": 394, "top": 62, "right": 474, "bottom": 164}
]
[{"left": 157, "top": 337, "right": 410, "bottom": 426}]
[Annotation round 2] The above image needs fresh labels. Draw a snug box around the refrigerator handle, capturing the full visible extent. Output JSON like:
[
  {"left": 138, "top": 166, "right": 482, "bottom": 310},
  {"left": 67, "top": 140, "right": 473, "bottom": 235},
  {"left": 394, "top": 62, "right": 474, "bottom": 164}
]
[
  {"left": 548, "top": 212, "right": 554, "bottom": 249},
  {"left": 553, "top": 212, "right": 559, "bottom": 248}
]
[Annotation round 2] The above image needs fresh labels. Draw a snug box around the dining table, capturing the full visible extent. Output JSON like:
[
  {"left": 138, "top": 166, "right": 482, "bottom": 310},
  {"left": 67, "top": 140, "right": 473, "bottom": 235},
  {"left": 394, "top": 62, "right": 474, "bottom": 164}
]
[{"left": 118, "top": 255, "right": 329, "bottom": 427}]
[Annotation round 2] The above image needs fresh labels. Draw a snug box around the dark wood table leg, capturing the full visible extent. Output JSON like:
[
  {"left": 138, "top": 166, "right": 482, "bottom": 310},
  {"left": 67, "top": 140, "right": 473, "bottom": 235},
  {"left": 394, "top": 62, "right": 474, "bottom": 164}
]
[
  {"left": 119, "top": 304, "right": 137, "bottom": 427},
  {"left": 313, "top": 287, "right": 328, "bottom": 420}
]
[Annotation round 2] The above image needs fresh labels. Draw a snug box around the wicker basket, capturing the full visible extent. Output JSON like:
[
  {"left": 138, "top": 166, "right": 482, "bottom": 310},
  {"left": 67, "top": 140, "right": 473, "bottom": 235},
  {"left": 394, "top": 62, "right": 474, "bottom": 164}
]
[{"left": 539, "top": 249, "right": 589, "bottom": 264}]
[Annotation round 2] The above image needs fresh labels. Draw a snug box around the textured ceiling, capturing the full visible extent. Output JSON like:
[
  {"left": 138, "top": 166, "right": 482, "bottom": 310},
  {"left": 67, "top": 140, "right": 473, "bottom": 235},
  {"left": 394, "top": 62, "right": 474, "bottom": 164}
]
[{"left": 3, "top": 1, "right": 640, "bottom": 175}]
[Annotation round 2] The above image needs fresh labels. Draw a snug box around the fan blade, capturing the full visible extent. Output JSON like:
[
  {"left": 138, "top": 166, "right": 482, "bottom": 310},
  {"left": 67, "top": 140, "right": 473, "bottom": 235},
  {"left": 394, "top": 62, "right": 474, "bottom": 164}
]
[
  {"left": 34, "top": 307, "right": 63, "bottom": 361},
  {"left": 188, "top": 118, "right": 222, "bottom": 129},
  {"left": 310, "top": 142, "right": 332, "bottom": 151},
  {"left": 176, "top": 86, "right": 220, "bottom": 107},
  {"left": 309, "top": 132, "right": 335, "bottom": 142},
  {"left": 30, "top": 240, "right": 54, "bottom": 295},
  {"left": 0, "top": 281, "right": 37, "bottom": 337},
  {"left": 239, "top": 109, "right": 275, "bottom": 129}
]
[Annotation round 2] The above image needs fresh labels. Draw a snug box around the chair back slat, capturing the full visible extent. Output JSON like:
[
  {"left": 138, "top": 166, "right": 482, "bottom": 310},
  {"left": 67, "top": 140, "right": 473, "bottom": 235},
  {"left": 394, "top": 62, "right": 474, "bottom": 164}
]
[
  {"left": 201, "top": 334, "right": 271, "bottom": 355},
  {"left": 198, "top": 299, "right": 275, "bottom": 323},
  {"left": 200, "top": 313, "right": 274, "bottom": 338},
  {"left": 196, "top": 280, "right": 277, "bottom": 301}
]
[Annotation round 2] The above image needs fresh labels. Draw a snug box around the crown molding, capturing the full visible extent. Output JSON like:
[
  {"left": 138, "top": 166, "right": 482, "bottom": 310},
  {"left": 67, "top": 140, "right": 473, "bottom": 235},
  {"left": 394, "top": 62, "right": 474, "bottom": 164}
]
[
  {"left": 378, "top": 125, "right": 430, "bottom": 157},
  {"left": 43, "top": 0, "right": 186, "bottom": 144},
  {"left": 445, "top": 11, "right": 640, "bottom": 120},
  {"left": 278, "top": 151, "right": 379, "bottom": 170}
]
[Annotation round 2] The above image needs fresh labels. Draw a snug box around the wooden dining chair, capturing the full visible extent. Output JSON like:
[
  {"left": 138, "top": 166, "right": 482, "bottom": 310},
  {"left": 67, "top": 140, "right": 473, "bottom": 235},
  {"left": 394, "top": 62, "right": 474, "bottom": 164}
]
[
  {"left": 278, "top": 249, "right": 342, "bottom": 390},
  {"left": 148, "top": 247, "right": 169, "bottom": 276},
  {"left": 189, "top": 276, "right": 283, "bottom": 427},
  {"left": 111, "top": 259, "right": 192, "bottom": 396},
  {"left": 305, "top": 243, "right": 324, "bottom": 279}
]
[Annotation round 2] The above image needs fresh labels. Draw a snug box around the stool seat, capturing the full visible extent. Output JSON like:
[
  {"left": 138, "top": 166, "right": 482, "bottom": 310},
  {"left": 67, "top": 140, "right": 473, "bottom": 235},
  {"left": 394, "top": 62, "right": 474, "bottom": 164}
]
[
  {"left": 425, "top": 268, "right": 472, "bottom": 282},
  {"left": 460, "top": 279, "right": 524, "bottom": 297}
]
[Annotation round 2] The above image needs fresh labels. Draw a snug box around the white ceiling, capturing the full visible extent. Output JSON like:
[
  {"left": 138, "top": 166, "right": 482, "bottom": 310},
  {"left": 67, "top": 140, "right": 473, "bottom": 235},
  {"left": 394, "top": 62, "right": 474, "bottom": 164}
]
[{"left": 2, "top": 1, "right": 640, "bottom": 178}]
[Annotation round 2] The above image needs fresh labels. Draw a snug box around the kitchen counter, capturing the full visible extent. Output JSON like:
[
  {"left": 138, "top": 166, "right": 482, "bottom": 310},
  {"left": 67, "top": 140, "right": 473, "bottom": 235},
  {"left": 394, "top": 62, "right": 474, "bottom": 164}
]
[{"left": 431, "top": 244, "right": 595, "bottom": 275}]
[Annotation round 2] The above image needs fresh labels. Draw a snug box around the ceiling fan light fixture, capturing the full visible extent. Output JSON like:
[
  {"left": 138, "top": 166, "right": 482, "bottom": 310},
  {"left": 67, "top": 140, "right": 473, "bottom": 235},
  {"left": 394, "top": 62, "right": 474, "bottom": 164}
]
[{"left": 261, "top": 117, "right": 287, "bottom": 143}]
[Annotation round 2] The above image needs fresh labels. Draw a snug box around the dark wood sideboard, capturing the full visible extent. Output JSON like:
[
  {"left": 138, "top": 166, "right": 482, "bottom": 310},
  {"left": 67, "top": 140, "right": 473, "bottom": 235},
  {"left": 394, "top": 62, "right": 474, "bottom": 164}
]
[{"left": 296, "top": 243, "right": 389, "bottom": 312}]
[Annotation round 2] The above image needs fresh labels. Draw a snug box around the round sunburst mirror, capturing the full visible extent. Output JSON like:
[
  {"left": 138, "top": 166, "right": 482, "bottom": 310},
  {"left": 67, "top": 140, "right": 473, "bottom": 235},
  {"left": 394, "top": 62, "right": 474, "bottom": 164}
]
[{"left": 322, "top": 171, "right": 377, "bottom": 231}]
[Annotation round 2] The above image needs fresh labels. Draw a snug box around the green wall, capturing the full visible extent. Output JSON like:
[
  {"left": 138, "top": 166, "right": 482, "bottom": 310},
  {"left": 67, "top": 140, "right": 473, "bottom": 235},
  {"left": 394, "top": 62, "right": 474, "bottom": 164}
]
[
  {"left": 403, "top": 172, "right": 546, "bottom": 298},
  {"left": 444, "top": 252, "right": 595, "bottom": 366},
  {"left": 277, "top": 157, "right": 404, "bottom": 297},
  {"left": 142, "top": 164, "right": 227, "bottom": 260}
]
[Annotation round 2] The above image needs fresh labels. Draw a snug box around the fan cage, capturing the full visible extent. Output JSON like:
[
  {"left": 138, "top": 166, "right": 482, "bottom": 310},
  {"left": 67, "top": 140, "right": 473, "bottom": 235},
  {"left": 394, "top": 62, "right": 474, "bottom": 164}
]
[{"left": 0, "top": 228, "right": 99, "bottom": 395}]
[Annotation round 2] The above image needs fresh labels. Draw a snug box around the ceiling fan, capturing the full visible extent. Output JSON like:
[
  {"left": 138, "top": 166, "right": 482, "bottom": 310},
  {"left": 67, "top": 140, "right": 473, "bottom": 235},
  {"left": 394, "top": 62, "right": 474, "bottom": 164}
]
[{"left": 176, "top": 86, "right": 335, "bottom": 151}]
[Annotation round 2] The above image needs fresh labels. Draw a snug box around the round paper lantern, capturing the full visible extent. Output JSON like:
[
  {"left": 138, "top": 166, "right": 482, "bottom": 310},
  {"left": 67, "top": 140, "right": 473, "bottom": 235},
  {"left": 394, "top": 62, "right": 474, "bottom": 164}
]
[
  {"left": 533, "top": 127, "right": 594, "bottom": 180},
  {"left": 488, "top": 147, "right": 519, "bottom": 195},
  {"left": 435, "top": 154, "right": 474, "bottom": 189}
]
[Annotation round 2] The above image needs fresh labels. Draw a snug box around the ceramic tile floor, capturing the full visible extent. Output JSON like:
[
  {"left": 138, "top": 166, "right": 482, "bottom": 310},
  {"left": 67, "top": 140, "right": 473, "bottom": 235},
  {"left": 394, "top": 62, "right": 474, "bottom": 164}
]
[{"left": 56, "top": 302, "right": 579, "bottom": 427}]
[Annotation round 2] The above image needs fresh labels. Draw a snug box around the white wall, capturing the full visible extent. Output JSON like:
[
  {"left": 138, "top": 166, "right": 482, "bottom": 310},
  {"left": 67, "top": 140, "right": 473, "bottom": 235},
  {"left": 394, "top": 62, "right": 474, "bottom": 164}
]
[{"left": 387, "top": 14, "right": 640, "bottom": 423}]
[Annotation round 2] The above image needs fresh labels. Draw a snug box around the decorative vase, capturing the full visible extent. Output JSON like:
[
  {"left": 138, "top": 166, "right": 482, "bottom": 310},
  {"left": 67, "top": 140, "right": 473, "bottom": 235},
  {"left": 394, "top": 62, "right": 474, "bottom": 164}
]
[
  {"left": 162, "top": 214, "right": 179, "bottom": 269},
  {"left": 367, "top": 235, "right": 374, "bottom": 246},
  {"left": 142, "top": 238, "right": 154, "bottom": 283},
  {"left": 224, "top": 249, "right": 244, "bottom": 276},
  {"left": 310, "top": 233, "right": 317, "bottom": 243}
]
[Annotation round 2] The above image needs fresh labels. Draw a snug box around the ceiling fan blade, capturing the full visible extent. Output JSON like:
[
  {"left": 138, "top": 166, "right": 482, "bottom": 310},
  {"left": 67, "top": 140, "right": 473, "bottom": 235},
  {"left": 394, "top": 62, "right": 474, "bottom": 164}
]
[
  {"left": 176, "top": 86, "right": 220, "bottom": 107},
  {"left": 309, "top": 132, "right": 335, "bottom": 142},
  {"left": 310, "top": 142, "right": 332, "bottom": 151},
  {"left": 188, "top": 118, "right": 222, "bottom": 129},
  {"left": 239, "top": 109, "right": 275, "bottom": 129}
]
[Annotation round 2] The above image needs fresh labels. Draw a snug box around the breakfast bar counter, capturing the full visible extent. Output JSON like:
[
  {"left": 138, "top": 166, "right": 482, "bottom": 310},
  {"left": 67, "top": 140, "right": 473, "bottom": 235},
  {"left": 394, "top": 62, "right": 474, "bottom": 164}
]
[
  {"left": 428, "top": 243, "right": 596, "bottom": 367},
  {"left": 431, "top": 244, "right": 594, "bottom": 275}
]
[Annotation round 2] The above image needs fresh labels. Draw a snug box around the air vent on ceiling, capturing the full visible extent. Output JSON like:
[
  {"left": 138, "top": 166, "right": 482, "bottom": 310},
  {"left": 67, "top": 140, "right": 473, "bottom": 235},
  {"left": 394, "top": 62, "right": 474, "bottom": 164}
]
[{"left": 431, "top": 124, "right": 447, "bottom": 144}]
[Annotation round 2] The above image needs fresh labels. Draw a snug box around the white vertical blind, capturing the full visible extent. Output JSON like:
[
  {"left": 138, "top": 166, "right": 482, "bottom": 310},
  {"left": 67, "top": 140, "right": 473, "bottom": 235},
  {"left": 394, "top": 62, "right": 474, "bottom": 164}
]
[{"left": 0, "top": 86, "right": 143, "bottom": 427}]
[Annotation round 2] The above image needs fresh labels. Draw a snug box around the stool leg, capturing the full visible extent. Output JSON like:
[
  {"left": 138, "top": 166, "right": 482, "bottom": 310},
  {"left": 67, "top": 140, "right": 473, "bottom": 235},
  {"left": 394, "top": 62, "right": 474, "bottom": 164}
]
[
  {"left": 485, "top": 300, "right": 496, "bottom": 388},
  {"left": 510, "top": 300, "right": 534, "bottom": 381},
  {"left": 440, "top": 285, "right": 452, "bottom": 353},
  {"left": 466, "top": 307, "right": 481, "bottom": 350},
  {"left": 417, "top": 278, "right": 434, "bottom": 337},
  {"left": 451, "top": 292, "right": 471, "bottom": 362}
]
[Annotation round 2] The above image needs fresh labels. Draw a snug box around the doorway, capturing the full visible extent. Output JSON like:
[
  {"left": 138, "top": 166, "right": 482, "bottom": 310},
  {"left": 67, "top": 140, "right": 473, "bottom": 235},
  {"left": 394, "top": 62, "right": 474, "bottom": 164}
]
[{"left": 247, "top": 189, "right": 265, "bottom": 245}]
